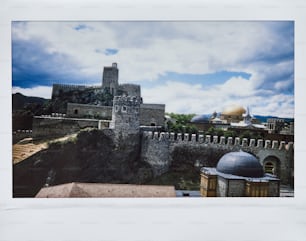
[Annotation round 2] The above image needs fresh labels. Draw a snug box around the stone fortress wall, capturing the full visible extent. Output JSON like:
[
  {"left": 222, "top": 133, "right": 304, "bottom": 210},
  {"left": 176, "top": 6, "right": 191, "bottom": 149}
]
[
  {"left": 140, "top": 131, "right": 294, "bottom": 185},
  {"left": 52, "top": 65, "right": 141, "bottom": 100},
  {"left": 110, "top": 96, "right": 142, "bottom": 137},
  {"left": 13, "top": 129, "right": 33, "bottom": 143},
  {"left": 33, "top": 63, "right": 164, "bottom": 137},
  {"left": 118, "top": 84, "right": 141, "bottom": 97},
  {"left": 51, "top": 83, "right": 101, "bottom": 99},
  {"left": 32, "top": 116, "right": 99, "bottom": 138},
  {"left": 140, "top": 104, "right": 165, "bottom": 127},
  {"left": 66, "top": 103, "right": 113, "bottom": 119},
  {"left": 65, "top": 102, "right": 165, "bottom": 126}
]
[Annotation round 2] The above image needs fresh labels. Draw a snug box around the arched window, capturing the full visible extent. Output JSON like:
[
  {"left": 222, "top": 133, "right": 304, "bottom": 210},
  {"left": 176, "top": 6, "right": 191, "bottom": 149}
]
[
  {"left": 263, "top": 156, "right": 281, "bottom": 177},
  {"left": 264, "top": 162, "right": 275, "bottom": 175},
  {"left": 122, "top": 106, "right": 127, "bottom": 112},
  {"left": 74, "top": 109, "right": 78, "bottom": 115}
]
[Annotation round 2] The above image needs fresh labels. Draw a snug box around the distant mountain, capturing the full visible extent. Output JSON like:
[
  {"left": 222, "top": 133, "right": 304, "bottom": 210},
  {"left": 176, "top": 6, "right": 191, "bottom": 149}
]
[
  {"left": 253, "top": 115, "right": 294, "bottom": 123},
  {"left": 12, "top": 93, "right": 51, "bottom": 131},
  {"left": 12, "top": 92, "right": 49, "bottom": 111},
  {"left": 195, "top": 113, "right": 294, "bottom": 123}
]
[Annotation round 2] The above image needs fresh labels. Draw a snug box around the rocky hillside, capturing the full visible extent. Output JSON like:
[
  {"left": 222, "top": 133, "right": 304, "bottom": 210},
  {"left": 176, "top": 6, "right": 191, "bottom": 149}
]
[
  {"left": 12, "top": 93, "right": 51, "bottom": 131},
  {"left": 13, "top": 129, "right": 153, "bottom": 197},
  {"left": 13, "top": 92, "right": 48, "bottom": 110}
]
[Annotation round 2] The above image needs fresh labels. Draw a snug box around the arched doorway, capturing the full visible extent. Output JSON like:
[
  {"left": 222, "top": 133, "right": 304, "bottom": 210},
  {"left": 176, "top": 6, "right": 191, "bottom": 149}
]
[
  {"left": 263, "top": 156, "right": 281, "bottom": 178},
  {"left": 150, "top": 118, "right": 156, "bottom": 126}
]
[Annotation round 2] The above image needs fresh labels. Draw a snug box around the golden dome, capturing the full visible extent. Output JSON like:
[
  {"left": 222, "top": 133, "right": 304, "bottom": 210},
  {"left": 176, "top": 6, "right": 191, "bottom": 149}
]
[{"left": 222, "top": 105, "right": 246, "bottom": 116}]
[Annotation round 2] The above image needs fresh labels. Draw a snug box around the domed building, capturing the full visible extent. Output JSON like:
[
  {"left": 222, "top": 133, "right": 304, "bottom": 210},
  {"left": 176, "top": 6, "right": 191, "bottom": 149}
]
[
  {"left": 200, "top": 151, "right": 280, "bottom": 197},
  {"left": 190, "top": 114, "right": 213, "bottom": 131},
  {"left": 190, "top": 114, "right": 210, "bottom": 123},
  {"left": 220, "top": 105, "right": 246, "bottom": 123}
]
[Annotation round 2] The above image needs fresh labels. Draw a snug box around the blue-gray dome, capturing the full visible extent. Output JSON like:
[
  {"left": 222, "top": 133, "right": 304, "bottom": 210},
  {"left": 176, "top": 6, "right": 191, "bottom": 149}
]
[
  {"left": 190, "top": 115, "right": 209, "bottom": 123},
  {"left": 216, "top": 151, "right": 264, "bottom": 178}
]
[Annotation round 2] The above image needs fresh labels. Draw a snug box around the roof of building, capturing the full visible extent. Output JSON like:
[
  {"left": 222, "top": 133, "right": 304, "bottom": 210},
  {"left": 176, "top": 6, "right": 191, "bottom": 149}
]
[
  {"left": 190, "top": 114, "right": 209, "bottom": 123},
  {"left": 35, "top": 182, "right": 176, "bottom": 198},
  {"left": 230, "top": 122, "right": 266, "bottom": 129},
  {"left": 201, "top": 167, "right": 279, "bottom": 181},
  {"left": 216, "top": 151, "right": 264, "bottom": 178},
  {"left": 222, "top": 105, "right": 246, "bottom": 116}
]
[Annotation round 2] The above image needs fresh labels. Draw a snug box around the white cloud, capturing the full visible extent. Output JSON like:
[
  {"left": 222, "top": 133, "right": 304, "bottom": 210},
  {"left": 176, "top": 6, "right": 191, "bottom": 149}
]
[
  {"left": 12, "top": 21, "right": 294, "bottom": 117},
  {"left": 142, "top": 79, "right": 294, "bottom": 118},
  {"left": 12, "top": 86, "right": 53, "bottom": 99},
  {"left": 274, "top": 79, "right": 293, "bottom": 91},
  {"left": 12, "top": 21, "right": 292, "bottom": 82}
]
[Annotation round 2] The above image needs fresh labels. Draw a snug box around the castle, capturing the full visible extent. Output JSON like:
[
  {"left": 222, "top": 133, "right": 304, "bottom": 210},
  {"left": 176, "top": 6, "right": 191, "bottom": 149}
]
[
  {"left": 32, "top": 63, "right": 165, "bottom": 138},
  {"left": 30, "top": 63, "right": 294, "bottom": 188}
]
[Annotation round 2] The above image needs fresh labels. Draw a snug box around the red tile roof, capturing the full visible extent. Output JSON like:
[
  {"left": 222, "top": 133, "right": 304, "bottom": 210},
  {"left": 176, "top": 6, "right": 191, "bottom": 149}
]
[{"left": 35, "top": 182, "right": 176, "bottom": 198}]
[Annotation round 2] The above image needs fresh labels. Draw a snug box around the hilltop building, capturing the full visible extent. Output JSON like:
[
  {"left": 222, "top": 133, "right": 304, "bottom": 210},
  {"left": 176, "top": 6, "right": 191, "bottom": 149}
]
[
  {"left": 33, "top": 63, "right": 165, "bottom": 139},
  {"left": 220, "top": 105, "right": 246, "bottom": 123},
  {"left": 190, "top": 106, "right": 293, "bottom": 142},
  {"left": 266, "top": 118, "right": 292, "bottom": 134}
]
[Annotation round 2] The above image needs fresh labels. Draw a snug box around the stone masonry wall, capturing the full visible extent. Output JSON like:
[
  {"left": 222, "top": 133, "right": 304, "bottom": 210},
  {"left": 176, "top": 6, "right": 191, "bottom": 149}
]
[
  {"left": 32, "top": 116, "right": 99, "bottom": 138},
  {"left": 268, "top": 181, "right": 280, "bottom": 197},
  {"left": 140, "top": 131, "right": 294, "bottom": 184},
  {"left": 227, "top": 179, "right": 245, "bottom": 197},
  {"left": 140, "top": 132, "right": 171, "bottom": 176},
  {"left": 66, "top": 103, "right": 112, "bottom": 119},
  {"left": 110, "top": 96, "right": 141, "bottom": 138},
  {"left": 119, "top": 84, "right": 141, "bottom": 97},
  {"left": 140, "top": 104, "right": 165, "bottom": 127},
  {"left": 51, "top": 84, "right": 87, "bottom": 99},
  {"left": 217, "top": 177, "right": 227, "bottom": 197},
  {"left": 13, "top": 130, "right": 33, "bottom": 143},
  {"left": 65, "top": 102, "right": 165, "bottom": 126}
]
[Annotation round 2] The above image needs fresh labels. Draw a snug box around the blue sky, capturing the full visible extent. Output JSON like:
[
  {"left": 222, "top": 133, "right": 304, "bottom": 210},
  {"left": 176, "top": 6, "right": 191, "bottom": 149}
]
[{"left": 12, "top": 21, "right": 294, "bottom": 117}]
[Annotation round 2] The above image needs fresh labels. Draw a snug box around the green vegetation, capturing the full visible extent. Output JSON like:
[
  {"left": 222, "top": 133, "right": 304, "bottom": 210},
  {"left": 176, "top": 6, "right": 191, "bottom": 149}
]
[
  {"left": 166, "top": 112, "right": 198, "bottom": 134},
  {"left": 238, "top": 130, "right": 263, "bottom": 140},
  {"left": 205, "top": 127, "right": 264, "bottom": 139}
]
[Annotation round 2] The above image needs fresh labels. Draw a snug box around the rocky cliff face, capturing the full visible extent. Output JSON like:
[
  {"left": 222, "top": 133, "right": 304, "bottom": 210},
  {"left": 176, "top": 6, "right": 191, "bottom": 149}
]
[{"left": 13, "top": 128, "right": 153, "bottom": 197}]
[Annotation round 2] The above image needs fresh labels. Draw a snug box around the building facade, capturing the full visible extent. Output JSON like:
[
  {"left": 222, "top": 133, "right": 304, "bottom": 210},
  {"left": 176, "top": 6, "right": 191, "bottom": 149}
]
[{"left": 200, "top": 151, "right": 280, "bottom": 197}]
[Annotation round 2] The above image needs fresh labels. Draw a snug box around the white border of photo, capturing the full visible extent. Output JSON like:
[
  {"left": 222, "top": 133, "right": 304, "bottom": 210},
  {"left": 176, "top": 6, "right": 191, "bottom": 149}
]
[{"left": 1, "top": 0, "right": 306, "bottom": 240}]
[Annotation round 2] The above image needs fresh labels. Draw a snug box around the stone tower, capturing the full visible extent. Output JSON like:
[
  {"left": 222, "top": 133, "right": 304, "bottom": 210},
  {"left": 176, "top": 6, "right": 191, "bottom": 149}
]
[
  {"left": 102, "top": 63, "right": 119, "bottom": 95},
  {"left": 110, "top": 96, "right": 141, "bottom": 138}
]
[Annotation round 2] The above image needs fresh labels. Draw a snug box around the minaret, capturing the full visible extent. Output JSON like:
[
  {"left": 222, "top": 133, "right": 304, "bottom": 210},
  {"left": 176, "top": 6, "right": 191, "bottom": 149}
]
[{"left": 243, "top": 106, "right": 252, "bottom": 125}]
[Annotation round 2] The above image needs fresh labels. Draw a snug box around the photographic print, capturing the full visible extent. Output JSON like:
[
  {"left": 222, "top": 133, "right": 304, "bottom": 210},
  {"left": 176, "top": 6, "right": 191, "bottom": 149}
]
[{"left": 12, "top": 21, "right": 294, "bottom": 198}]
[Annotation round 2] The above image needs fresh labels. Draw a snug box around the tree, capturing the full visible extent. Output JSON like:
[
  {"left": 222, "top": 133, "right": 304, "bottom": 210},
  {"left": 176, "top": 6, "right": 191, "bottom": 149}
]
[
  {"left": 224, "top": 130, "right": 237, "bottom": 138},
  {"left": 166, "top": 113, "right": 198, "bottom": 133}
]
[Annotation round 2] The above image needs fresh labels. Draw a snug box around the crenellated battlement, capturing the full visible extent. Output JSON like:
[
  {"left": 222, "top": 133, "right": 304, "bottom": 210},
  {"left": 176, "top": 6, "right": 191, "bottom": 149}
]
[
  {"left": 113, "top": 95, "right": 142, "bottom": 106},
  {"left": 13, "top": 129, "right": 33, "bottom": 134},
  {"left": 142, "top": 131, "right": 294, "bottom": 151},
  {"left": 51, "top": 84, "right": 102, "bottom": 99},
  {"left": 52, "top": 83, "right": 88, "bottom": 91}
]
